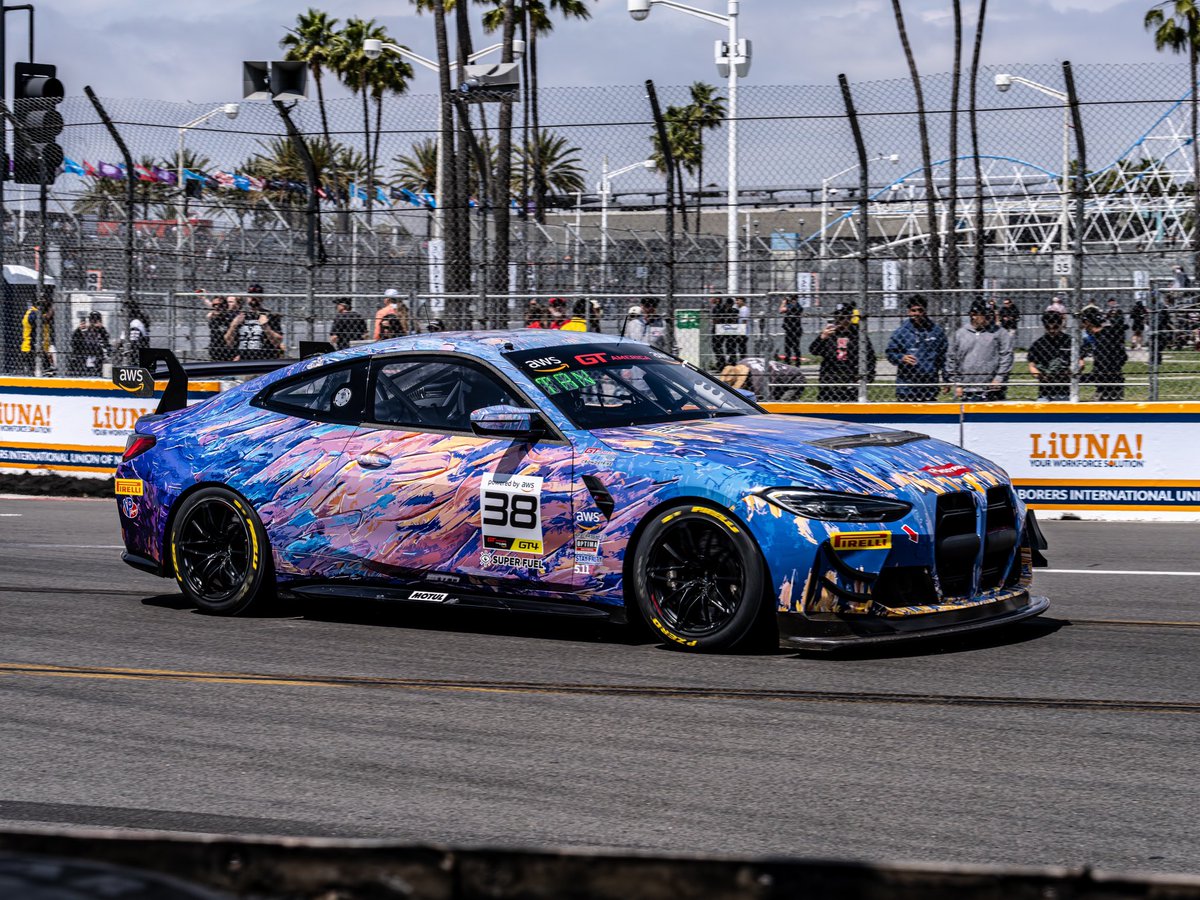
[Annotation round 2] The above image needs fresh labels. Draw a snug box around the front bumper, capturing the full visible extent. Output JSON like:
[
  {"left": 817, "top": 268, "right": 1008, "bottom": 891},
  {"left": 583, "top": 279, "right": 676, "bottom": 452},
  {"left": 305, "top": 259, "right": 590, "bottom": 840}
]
[{"left": 777, "top": 589, "right": 1050, "bottom": 650}]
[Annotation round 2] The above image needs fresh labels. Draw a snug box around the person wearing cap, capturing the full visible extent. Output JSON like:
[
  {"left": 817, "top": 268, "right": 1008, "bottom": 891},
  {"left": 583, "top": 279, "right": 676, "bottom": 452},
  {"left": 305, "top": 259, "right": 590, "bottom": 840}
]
[
  {"left": 374, "top": 289, "right": 409, "bottom": 340},
  {"left": 946, "top": 299, "right": 1014, "bottom": 402},
  {"left": 640, "top": 298, "right": 668, "bottom": 349},
  {"left": 1027, "top": 310, "right": 1072, "bottom": 401},
  {"left": 546, "top": 297, "right": 570, "bottom": 329},
  {"left": 524, "top": 298, "right": 547, "bottom": 329},
  {"left": 624, "top": 305, "right": 646, "bottom": 343},
  {"left": 808, "top": 303, "right": 875, "bottom": 403},
  {"left": 330, "top": 298, "right": 368, "bottom": 349},
  {"left": 1080, "top": 306, "right": 1127, "bottom": 401},
  {"left": 885, "top": 294, "right": 947, "bottom": 402}
]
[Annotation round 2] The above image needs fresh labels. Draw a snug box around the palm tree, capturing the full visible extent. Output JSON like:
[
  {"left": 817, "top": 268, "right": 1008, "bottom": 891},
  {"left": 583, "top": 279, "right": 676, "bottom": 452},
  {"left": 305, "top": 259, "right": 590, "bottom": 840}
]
[
  {"left": 513, "top": 131, "right": 584, "bottom": 196},
  {"left": 393, "top": 139, "right": 439, "bottom": 194},
  {"left": 1146, "top": 0, "right": 1200, "bottom": 281},
  {"left": 968, "top": 0, "right": 989, "bottom": 291},
  {"left": 890, "top": 0, "right": 943, "bottom": 290},
  {"left": 244, "top": 136, "right": 371, "bottom": 226},
  {"left": 945, "top": 0, "right": 963, "bottom": 289},
  {"left": 651, "top": 104, "right": 700, "bottom": 233},
  {"left": 333, "top": 18, "right": 412, "bottom": 223},
  {"left": 480, "top": 0, "right": 592, "bottom": 222},
  {"left": 280, "top": 9, "right": 340, "bottom": 151},
  {"left": 683, "top": 82, "right": 725, "bottom": 236}
]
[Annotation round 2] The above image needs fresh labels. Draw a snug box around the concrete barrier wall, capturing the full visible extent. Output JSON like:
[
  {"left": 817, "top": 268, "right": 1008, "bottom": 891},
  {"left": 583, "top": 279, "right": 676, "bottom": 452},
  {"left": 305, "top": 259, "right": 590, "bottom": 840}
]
[{"left": 765, "top": 402, "right": 1200, "bottom": 518}]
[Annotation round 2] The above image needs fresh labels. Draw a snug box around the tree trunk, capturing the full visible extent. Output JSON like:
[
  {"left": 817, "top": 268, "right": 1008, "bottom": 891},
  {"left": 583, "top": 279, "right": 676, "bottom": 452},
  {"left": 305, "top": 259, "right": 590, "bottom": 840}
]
[
  {"left": 969, "top": 0, "right": 988, "bottom": 292},
  {"left": 946, "top": 0, "right": 962, "bottom": 290},
  {"left": 1192, "top": 40, "right": 1199, "bottom": 284},
  {"left": 361, "top": 76, "right": 373, "bottom": 226},
  {"left": 491, "top": 0, "right": 518, "bottom": 304},
  {"left": 890, "top": 0, "right": 943, "bottom": 290},
  {"left": 518, "top": 9, "right": 532, "bottom": 291},
  {"left": 530, "top": 27, "right": 546, "bottom": 224},
  {"left": 454, "top": 0, "right": 476, "bottom": 301},
  {"left": 695, "top": 143, "right": 704, "bottom": 239},
  {"left": 315, "top": 66, "right": 332, "bottom": 151},
  {"left": 433, "top": 0, "right": 465, "bottom": 294}
]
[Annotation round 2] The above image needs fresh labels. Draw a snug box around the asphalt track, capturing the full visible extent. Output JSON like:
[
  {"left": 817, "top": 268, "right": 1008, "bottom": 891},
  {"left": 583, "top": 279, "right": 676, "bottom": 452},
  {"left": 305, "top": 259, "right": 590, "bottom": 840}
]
[{"left": 1, "top": 496, "right": 1199, "bottom": 875}]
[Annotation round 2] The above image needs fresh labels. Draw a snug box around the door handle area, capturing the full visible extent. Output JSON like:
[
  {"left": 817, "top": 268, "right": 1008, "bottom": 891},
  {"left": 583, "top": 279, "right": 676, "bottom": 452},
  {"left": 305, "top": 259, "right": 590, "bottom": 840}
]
[{"left": 356, "top": 451, "right": 392, "bottom": 469}]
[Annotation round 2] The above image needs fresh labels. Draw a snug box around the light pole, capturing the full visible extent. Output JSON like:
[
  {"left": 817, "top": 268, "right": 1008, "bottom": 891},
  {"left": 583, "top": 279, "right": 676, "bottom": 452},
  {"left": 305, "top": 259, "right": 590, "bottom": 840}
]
[
  {"left": 364, "top": 38, "right": 524, "bottom": 245},
  {"left": 176, "top": 102, "right": 238, "bottom": 338},
  {"left": 599, "top": 156, "right": 655, "bottom": 288},
  {"left": 628, "top": 0, "right": 749, "bottom": 298},
  {"left": 995, "top": 73, "right": 1070, "bottom": 276},
  {"left": 819, "top": 153, "right": 899, "bottom": 266}
]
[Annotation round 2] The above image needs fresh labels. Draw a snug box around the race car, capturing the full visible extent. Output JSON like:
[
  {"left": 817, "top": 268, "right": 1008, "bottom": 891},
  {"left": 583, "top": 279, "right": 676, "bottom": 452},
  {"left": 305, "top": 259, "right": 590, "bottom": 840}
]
[{"left": 115, "top": 331, "right": 1049, "bottom": 651}]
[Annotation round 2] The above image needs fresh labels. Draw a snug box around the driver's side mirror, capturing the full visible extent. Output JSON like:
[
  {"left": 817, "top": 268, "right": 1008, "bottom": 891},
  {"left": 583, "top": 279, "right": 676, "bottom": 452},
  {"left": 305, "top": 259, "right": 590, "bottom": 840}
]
[{"left": 470, "top": 404, "right": 544, "bottom": 439}]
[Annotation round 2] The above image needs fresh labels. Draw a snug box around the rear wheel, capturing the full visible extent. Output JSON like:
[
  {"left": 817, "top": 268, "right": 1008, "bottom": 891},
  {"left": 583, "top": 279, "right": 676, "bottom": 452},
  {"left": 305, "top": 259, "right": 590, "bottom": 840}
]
[
  {"left": 631, "top": 503, "right": 766, "bottom": 651},
  {"left": 170, "top": 487, "right": 273, "bottom": 615}
]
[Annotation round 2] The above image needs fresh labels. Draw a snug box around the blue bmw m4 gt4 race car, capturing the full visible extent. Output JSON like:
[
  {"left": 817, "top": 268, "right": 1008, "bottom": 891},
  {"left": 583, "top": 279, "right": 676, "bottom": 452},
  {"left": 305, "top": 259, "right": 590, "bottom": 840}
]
[{"left": 115, "top": 330, "right": 1049, "bottom": 651}]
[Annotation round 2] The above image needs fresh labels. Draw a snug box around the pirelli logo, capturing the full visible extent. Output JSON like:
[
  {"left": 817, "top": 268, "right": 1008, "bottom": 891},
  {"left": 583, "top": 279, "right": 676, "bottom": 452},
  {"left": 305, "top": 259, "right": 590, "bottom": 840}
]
[
  {"left": 114, "top": 479, "right": 144, "bottom": 496},
  {"left": 830, "top": 531, "right": 891, "bottom": 551}
]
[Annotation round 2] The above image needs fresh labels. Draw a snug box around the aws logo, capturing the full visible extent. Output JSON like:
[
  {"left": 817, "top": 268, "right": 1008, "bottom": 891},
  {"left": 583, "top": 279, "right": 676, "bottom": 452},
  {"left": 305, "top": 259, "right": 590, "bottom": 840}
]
[{"left": 524, "top": 356, "right": 567, "bottom": 373}]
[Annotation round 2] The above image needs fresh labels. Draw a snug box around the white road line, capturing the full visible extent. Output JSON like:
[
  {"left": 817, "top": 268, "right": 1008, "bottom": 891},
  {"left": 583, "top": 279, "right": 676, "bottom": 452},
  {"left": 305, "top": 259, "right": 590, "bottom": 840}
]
[
  {"left": 0, "top": 513, "right": 22, "bottom": 517},
  {"left": 1042, "top": 568, "right": 1200, "bottom": 577}
]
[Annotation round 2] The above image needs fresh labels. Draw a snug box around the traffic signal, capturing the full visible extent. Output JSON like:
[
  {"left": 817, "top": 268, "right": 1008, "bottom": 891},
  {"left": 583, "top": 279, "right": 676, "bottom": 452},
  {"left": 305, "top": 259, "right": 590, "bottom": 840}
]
[{"left": 12, "top": 62, "right": 65, "bottom": 185}]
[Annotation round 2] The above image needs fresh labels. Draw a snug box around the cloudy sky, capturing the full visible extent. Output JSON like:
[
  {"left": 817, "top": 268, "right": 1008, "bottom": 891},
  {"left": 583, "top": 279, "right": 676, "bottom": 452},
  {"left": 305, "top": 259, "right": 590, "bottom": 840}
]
[{"left": 34, "top": 0, "right": 1174, "bottom": 104}]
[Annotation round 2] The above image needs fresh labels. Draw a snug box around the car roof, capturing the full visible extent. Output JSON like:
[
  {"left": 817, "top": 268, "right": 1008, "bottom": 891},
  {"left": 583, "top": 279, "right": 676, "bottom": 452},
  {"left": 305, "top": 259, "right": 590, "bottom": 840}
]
[{"left": 345, "top": 330, "right": 647, "bottom": 362}]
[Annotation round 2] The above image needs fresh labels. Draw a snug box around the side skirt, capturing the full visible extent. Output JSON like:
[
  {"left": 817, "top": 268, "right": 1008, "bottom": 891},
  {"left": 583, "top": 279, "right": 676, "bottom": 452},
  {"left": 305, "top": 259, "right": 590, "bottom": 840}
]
[{"left": 284, "top": 581, "right": 614, "bottom": 620}]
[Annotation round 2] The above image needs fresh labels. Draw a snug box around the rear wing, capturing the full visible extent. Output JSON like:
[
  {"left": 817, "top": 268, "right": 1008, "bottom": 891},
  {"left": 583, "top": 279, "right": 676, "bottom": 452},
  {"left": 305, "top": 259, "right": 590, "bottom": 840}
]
[{"left": 116, "top": 343, "right": 334, "bottom": 414}]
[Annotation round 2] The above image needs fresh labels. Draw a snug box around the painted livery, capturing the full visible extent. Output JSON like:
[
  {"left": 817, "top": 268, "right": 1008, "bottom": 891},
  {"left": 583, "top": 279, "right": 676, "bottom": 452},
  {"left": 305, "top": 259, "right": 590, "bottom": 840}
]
[{"left": 116, "top": 331, "right": 1048, "bottom": 650}]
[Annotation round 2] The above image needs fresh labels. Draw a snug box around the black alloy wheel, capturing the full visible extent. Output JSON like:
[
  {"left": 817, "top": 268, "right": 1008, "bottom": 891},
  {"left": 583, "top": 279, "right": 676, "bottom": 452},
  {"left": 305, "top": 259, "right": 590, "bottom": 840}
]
[
  {"left": 632, "top": 503, "right": 767, "bottom": 651},
  {"left": 170, "top": 487, "right": 273, "bottom": 615}
]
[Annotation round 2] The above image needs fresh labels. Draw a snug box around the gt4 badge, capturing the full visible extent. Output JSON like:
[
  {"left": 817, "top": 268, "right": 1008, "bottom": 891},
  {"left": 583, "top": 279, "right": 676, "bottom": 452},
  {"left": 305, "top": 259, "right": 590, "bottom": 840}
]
[
  {"left": 830, "top": 531, "right": 891, "bottom": 551},
  {"left": 921, "top": 463, "right": 973, "bottom": 477}
]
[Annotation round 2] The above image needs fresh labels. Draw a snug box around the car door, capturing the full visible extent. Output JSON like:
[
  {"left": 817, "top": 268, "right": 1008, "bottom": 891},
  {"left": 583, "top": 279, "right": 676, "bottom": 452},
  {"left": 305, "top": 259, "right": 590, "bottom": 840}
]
[{"left": 317, "top": 353, "right": 580, "bottom": 593}]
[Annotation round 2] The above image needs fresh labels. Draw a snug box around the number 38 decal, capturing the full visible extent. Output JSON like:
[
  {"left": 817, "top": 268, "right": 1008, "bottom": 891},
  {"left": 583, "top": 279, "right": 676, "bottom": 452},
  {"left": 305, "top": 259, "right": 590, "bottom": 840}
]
[{"left": 480, "top": 473, "right": 544, "bottom": 555}]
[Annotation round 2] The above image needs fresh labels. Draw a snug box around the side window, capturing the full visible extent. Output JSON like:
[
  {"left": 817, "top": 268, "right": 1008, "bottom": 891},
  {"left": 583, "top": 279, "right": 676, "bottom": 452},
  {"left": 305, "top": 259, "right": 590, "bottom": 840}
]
[
  {"left": 372, "top": 358, "right": 523, "bottom": 431},
  {"left": 262, "top": 360, "right": 368, "bottom": 424}
]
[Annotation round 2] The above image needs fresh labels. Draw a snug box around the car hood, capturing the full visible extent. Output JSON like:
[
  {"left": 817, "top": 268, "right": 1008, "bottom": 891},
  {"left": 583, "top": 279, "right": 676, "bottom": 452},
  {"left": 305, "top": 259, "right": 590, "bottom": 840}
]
[{"left": 591, "top": 413, "right": 1008, "bottom": 497}]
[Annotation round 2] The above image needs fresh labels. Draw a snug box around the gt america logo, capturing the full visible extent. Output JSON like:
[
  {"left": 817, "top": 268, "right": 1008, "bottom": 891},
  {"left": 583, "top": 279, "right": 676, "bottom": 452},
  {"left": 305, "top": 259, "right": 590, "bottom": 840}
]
[
  {"left": 574, "top": 352, "right": 608, "bottom": 366},
  {"left": 920, "top": 463, "right": 973, "bottom": 477},
  {"left": 830, "top": 531, "right": 891, "bottom": 551}
]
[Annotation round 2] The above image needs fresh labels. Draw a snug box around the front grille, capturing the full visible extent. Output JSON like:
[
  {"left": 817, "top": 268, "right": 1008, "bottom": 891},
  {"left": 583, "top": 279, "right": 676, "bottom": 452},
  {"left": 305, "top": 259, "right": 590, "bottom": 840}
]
[
  {"left": 981, "top": 486, "right": 1018, "bottom": 591},
  {"left": 935, "top": 492, "right": 979, "bottom": 597},
  {"left": 874, "top": 566, "right": 938, "bottom": 609}
]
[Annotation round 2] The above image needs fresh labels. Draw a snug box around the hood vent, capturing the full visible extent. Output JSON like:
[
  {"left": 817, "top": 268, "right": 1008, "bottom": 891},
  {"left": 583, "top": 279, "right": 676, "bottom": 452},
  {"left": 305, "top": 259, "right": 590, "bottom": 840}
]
[{"left": 806, "top": 430, "right": 928, "bottom": 451}]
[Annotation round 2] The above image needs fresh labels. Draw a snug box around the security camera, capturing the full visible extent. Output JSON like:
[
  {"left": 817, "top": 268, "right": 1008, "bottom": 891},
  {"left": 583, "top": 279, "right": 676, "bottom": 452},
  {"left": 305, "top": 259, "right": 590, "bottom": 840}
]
[
  {"left": 828, "top": 187, "right": 839, "bottom": 196},
  {"left": 363, "top": 39, "right": 383, "bottom": 60},
  {"left": 512, "top": 39, "right": 526, "bottom": 59},
  {"left": 222, "top": 103, "right": 239, "bottom": 120},
  {"left": 994, "top": 73, "right": 1012, "bottom": 92},
  {"left": 629, "top": 0, "right": 651, "bottom": 21},
  {"left": 641, "top": 159, "right": 655, "bottom": 168}
]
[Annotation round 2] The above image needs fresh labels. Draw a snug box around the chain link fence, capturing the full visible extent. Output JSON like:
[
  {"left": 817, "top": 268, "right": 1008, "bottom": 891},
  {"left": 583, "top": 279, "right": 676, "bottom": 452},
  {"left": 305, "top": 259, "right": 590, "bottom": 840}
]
[{"left": 4, "top": 61, "right": 1200, "bottom": 401}]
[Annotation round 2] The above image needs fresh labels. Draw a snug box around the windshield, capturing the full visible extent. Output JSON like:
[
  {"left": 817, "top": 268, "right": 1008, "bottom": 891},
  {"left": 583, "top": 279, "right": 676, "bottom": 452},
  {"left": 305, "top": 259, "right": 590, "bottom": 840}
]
[{"left": 505, "top": 343, "right": 761, "bottom": 429}]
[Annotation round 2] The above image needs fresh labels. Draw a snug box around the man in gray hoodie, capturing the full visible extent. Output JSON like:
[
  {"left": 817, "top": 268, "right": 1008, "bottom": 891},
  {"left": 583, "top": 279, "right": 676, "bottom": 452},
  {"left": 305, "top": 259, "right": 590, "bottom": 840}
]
[{"left": 947, "top": 299, "right": 1014, "bottom": 401}]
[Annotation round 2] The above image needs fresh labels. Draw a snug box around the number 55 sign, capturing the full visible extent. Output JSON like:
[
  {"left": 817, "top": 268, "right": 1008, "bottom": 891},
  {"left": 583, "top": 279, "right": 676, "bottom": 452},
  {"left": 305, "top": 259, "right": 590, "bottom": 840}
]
[{"left": 480, "top": 473, "right": 544, "bottom": 555}]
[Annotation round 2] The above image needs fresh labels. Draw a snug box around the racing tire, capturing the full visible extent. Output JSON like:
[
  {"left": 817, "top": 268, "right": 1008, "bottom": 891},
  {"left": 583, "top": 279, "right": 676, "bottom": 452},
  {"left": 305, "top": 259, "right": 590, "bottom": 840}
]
[
  {"left": 169, "top": 487, "right": 274, "bottom": 616},
  {"left": 631, "top": 502, "right": 766, "bottom": 651}
]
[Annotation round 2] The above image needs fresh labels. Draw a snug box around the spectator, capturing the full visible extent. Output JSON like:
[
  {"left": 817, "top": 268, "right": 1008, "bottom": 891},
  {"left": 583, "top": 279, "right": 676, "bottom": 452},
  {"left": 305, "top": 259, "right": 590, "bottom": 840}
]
[
  {"left": 38, "top": 299, "right": 56, "bottom": 374},
  {"left": 69, "top": 312, "right": 109, "bottom": 377},
  {"left": 1046, "top": 295, "right": 1067, "bottom": 315},
  {"left": 1172, "top": 264, "right": 1191, "bottom": 290},
  {"left": 885, "top": 294, "right": 947, "bottom": 402},
  {"left": 778, "top": 293, "right": 805, "bottom": 364},
  {"left": 207, "top": 296, "right": 236, "bottom": 360},
  {"left": 998, "top": 298, "right": 1021, "bottom": 333},
  {"left": 733, "top": 296, "right": 750, "bottom": 360},
  {"left": 624, "top": 305, "right": 646, "bottom": 342},
  {"left": 125, "top": 300, "right": 150, "bottom": 362},
  {"left": 1104, "top": 298, "right": 1127, "bottom": 339},
  {"left": 244, "top": 292, "right": 283, "bottom": 358},
  {"left": 1080, "top": 306, "right": 1128, "bottom": 401},
  {"left": 641, "top": 298, "right": 668, "bottom": 350},
  {"left": 373, "top": 289, "right": 409, "bottom": 340},
  {"left": 711, "top": 296, "right": 737, "bottom": 368},
  {"left": 546, "top": 297, "right": 570, "bottom": 329},
  {"left": 720, "top": 356, "right": 806, "bottom": 401},
  {"left": 560, "top": 299, "right": 591, "bottom": 333},
  {"left": 18, "top": 297, "right": 41, "bottom": 375},
  {"left": 225, "top": 295, "right": 283, "bottom": 361},
  {"left": 378, "top": 312, "right": 405, "bottom": 340},
  {"left": 1027, "top": 310, "right": 1072, "bottom": 402},
  {"left": 583, "top": 297, "right": 603, "bottom": 333},
  {"left": 808, "top": 302, "right": 875, "bottom": 403},
  {"left": 946, "top": 299, "right": 1014, "bottom": 401},
  {"left": 1130, "top": 297, "right": 1147, "bottom": 350},
  {"left": 524, "top": 298, "right": 547, "bottom": 329},
  {"left": 330, "top": 298, "right": 367, "bottom": 349}
]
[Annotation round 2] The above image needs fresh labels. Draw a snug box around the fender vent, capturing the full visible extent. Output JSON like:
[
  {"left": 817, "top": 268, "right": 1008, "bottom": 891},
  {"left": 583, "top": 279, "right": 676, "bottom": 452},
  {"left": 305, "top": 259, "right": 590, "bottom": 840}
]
[{"left": 582, "top": 475, "right": 615, "bottom": 520}]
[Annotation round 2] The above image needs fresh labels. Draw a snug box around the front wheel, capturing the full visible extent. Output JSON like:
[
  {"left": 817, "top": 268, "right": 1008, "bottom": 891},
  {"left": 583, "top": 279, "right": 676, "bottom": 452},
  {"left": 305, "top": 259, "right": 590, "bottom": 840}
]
[
  {"left": 631, "top": 503, "right": 766, "bottom": 651},
  {"left": 169, "top": 487, "right": 274, "bottom": 615}
]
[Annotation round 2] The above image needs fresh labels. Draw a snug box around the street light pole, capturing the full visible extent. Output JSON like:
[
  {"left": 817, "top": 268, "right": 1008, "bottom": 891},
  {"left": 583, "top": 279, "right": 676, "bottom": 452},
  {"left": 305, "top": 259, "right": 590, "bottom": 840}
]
[
  {"left": 599, "top": 156, "right": 655, "bottom": 288},
  {"left": 628, "top": 0, "right": 749, "bottom": 297},
  {"left": 175, "top": 103, "right": 238, "bottom": 341},
  {"left": 819, "top": 153, "right": 899, "bottom": 270},
  {"left": 995, "top": 73, "right": 1071, "bottom": 283},
  {"left": 364, "top": 40, "right": 524, "bottom": 239}
]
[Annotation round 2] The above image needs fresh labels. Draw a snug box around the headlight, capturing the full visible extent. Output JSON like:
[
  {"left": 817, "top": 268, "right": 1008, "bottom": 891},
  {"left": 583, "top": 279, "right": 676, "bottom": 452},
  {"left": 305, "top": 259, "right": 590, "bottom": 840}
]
[{"left": 763, "top": 488, "right": 911, "bottom": 522}]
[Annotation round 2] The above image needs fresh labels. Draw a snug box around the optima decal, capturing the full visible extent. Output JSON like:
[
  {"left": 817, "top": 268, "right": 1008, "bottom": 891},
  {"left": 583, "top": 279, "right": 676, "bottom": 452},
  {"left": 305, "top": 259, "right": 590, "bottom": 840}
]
[{"left": 830, "top": 531, "right": 891, "bottom": 551}]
